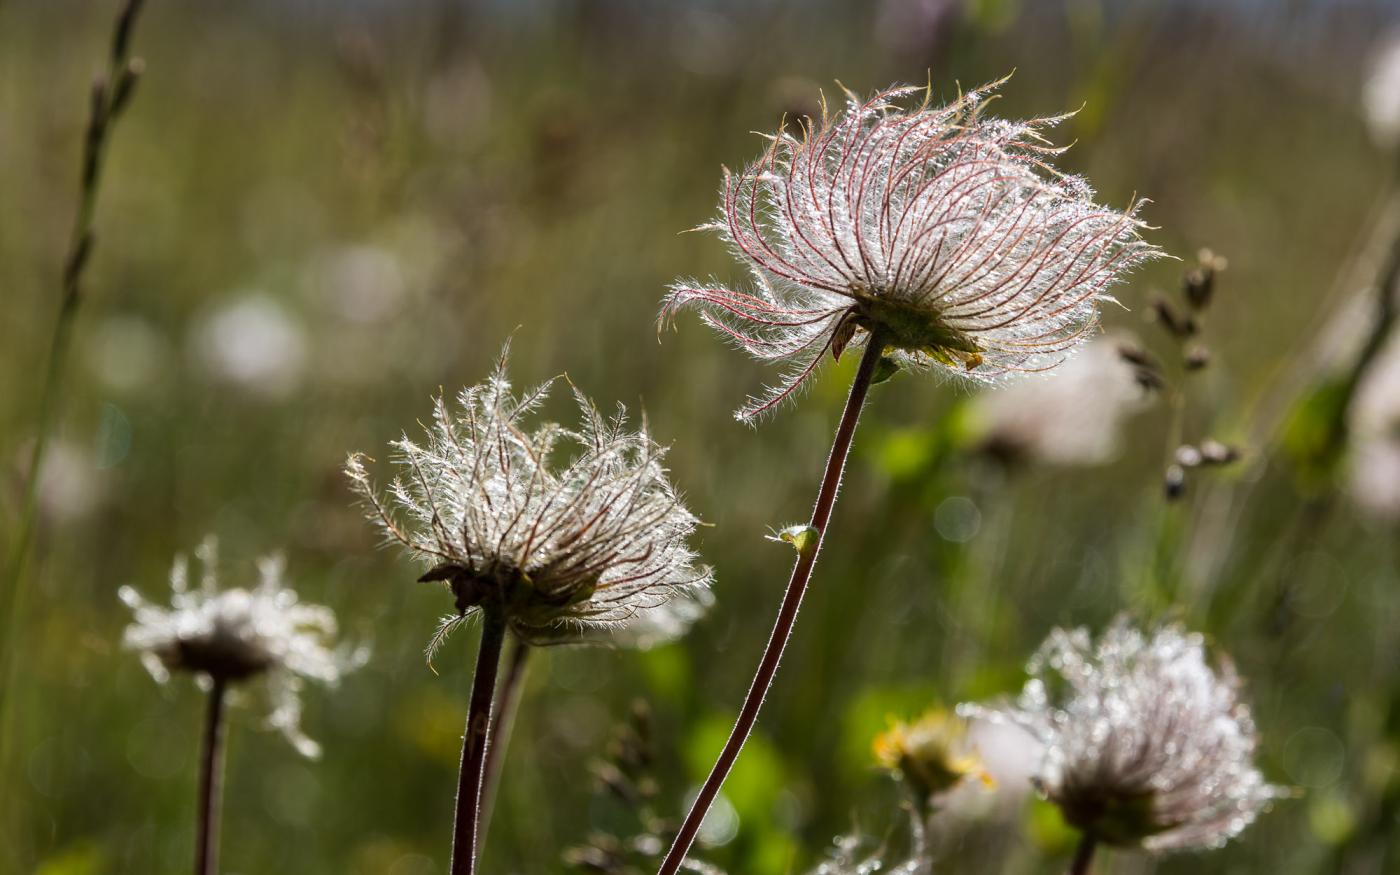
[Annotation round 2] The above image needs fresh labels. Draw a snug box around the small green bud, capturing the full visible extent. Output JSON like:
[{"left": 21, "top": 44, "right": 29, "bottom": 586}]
[{"left": 766, "top": 524, "right": 819, "bottom": 558}]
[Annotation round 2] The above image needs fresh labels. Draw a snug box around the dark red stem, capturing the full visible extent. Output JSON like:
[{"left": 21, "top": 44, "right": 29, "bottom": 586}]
[
  {"left": 450, "top": 607, "right": 507, "bottom": 875},
  {"left": 657, "top": 333, "right": 887, "bottom": 874},
  {"left": 1069, "top": 833, "right": 1098, "bottom": 875},
  {"left": 195, "top": 677, "right": 228, "bottom": 875}
]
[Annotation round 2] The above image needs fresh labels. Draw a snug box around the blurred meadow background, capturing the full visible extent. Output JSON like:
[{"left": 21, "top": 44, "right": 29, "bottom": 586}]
[{"left": 3, "top": 0, "right": 1400, "bottom": 872}]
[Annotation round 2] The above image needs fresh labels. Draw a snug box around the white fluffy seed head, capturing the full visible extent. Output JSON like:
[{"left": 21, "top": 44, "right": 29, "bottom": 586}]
[
  {"left": 662, "top": 78, "right": 1163, "bottom": 421},
  {"left": 119, "top": 538, "right": 364, "bottom": 758},
  {"left": 346, "top": 345, "right": 712, "bottom": 655},
  {"left": 961, "top": 619, "right": 1285, "bottom": 853}
]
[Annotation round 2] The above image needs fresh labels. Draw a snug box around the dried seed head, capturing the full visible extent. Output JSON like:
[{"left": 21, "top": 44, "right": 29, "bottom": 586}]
[
  {"left": 1150, "top": 295, "right": 1196, "bottom": 340},
  {"left": 873, "top": 709, "right": 992, "bottom": 802},
  {"left": 346, "top": 345, "right": 712, "bottom": 655},
  {"left": 962, "top": 621, "right": 1285, "bottom": 853},
  {"left": 1183, "top": 249, "right": 1227, "bottom": 311},
  {"left": 119, "top": 538, "right": 364, "bottom": 757},
  {"left": 1164, "top": 463, "right": 1187, "bottom": 500},
  {"left": 1198, "top": 439, "right": 1240, "bottom": 466},
  {"left": 662, "top": 78, "right": 1162, "bottom": 420}
]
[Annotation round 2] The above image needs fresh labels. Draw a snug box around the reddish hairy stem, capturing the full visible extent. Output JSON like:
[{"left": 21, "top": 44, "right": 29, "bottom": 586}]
[
  {"left": 450, "top": 607, "right": 507, "bottom": 875},
  {"left": 478, "top": 636, "right": 530, "bottom": 841},
  {"left": 195, "top": 677, "right": 228, "bottom": 875},
  {"left": 657, "top": 333, "right": 887, "bottom": 875},
  {"left": 1068, "top": 834, "right": 1098, "bottom": 875}
]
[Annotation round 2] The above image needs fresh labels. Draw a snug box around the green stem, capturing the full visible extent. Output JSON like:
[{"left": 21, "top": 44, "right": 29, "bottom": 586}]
[
  {"left": 478, "top": 636, "right": 529, "bottom": 842},
  {"left": 0, "top": 0, "right": 145, "bottom": 745}
]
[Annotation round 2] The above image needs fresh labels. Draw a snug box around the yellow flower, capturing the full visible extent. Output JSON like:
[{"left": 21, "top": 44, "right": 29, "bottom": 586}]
[{"left": 873, "top": 709, "right": 993, "bottom": 801}]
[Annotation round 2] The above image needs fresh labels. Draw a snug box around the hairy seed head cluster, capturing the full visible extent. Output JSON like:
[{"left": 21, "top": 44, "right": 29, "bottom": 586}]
[
  {"left": 119, "top": 539, "right": 362, "bottom": 757},
  {"left": 662, "top": 79, "right": 1162, "bottom": 420},
  {"left": 963, "top": 620, "right": 1283, "bottom": 852},
  {"left": 346, "top": 348, "right": 712, "bottom": 656}
]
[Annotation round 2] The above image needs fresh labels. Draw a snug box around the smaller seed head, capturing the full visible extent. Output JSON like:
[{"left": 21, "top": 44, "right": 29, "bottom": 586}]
[{"left": 119, "top": 538, "right": 364, "bottom": 757}]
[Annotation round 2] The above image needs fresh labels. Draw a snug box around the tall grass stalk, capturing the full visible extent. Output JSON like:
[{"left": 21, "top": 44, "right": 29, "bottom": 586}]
[{"left": 0, "top": 0, "right": 146, "bottom": 736}]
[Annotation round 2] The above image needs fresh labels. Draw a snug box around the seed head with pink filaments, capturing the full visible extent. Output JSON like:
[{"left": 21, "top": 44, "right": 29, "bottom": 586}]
[{"left": 661, "top": 78, "right": 1163, "bottom": 420}]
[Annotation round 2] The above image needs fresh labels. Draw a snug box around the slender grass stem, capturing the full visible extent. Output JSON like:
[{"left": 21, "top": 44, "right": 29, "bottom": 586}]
[
  {"left": 0, "top": 0, "right": 145, "bottom": 736},
  {"left": 450, "top": 607, "right": 508, "bottom": 875},
  {"left": 1068, "top": 834, "right": 1098, "bottom": 875},
  {"left": 478, "top": 636, "right": 530, "bottom": 841},
  {"left": 195, "top": 677, "right": 228, "bottom": 875},
  {"left": 657, "top": 332, "right": 887, "bottom": 875}
]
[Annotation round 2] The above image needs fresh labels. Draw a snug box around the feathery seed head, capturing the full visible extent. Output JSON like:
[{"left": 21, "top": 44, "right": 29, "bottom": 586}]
[
  {"left": 661, "top": 78, "right": 1163, "bottom": 420},
  {"left": 346, "top": 346, "right": 712, "bottom": 655},
  {"left": 119, "top": 538, "right": 363, "bottom": 757},
  {"left": 961, "top": 620, "right": 1284, "bottom": 852},
  {"left": 873, "top": 709, "right": 992, "bottom": 801}
]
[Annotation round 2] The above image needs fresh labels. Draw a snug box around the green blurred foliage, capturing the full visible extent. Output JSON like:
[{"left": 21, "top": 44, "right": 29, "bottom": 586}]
[{"left": 2, "top": 1, "right": 1400, "bottom": 874}]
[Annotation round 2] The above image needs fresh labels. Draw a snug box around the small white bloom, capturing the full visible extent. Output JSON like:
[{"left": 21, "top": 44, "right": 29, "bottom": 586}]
[
  {"left": 961, "top": 620, "right": 1285, "bottom": 852},
  {"left": 663, "top": 79, "right": 1161, "bottom": 420},
  {"left": 1365, "top": 32, "right": 1400, "bottom": 148},
  {"left": 119, "top": 538, "right": 364, "bottom": 757},
  {"left": 194, "top": 293, "right": 307, "bottom": 399},
  {"left": 970, "top": 336, "right": 1152, "bottom": 466},
  {"left": 1348, "top": 335, "right": 1400, "bottom": 521},
  {"left": 346, "top": 345, "right": 712, "bottom": 655}
]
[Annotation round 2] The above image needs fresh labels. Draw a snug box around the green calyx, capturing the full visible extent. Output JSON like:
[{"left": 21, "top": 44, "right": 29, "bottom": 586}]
[
  {"left": 1059, "top": 788, "right": 1172, "bottom": 847},
  {"left": 421, "top": 560, "right": 599, "bottom": 620},
  {"left": 851, "top": 288, "right": 986, "bottom": 372}
]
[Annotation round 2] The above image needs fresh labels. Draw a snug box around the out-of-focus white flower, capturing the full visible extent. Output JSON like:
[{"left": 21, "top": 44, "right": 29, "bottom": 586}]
[
  {"left": 662, "top": 79, "right": 1161, "bottom": 420},
  {"left": 961, "top": 620, "right": 1284, "bottom": 852},
  {"left": 969, "top": 336, "right": 1152, "bottom": 466},
  {"left": 194, "top": 293, "right": 307, "bottom": 399},
  {"left": 939, "top": 716, "right": 1042, "bottom": 817},
  {"left": 88, "top": 315, "right": 168, "bottom": 394},
  {"left": 316, "top": 244, "right": 406, "bottom": 325},
  {"left": 119, "top": 539, "right": 364, "bottom": 757},
  {"left": 34, "top": 439, "right": 102, "bottom": 523},
  {"left": 346, "top": 345, "right": 712, "bottom": 655},
  {"left": 1348, "top": 336, "right": 1400, "bottom": 520},
  {"left": 1365, "top": 33, "right": 1400, "bottom": 148}
]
